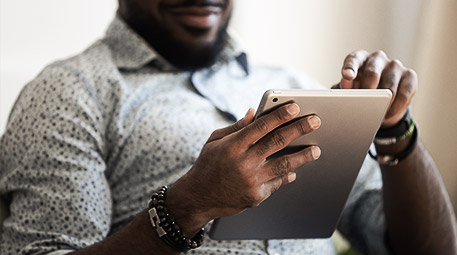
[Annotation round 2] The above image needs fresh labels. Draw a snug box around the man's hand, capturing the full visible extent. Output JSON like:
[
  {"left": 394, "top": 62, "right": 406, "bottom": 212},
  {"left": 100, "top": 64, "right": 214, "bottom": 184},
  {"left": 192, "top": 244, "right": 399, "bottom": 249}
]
[
  {"left": 340, "top": 50, "right": 418, "bottom": 128},
  {"left": 336, "top": 50, "right": 457, "bottom": 254},
  {"left": 167, "top": 104, "right": 321, "bottom": 235}
]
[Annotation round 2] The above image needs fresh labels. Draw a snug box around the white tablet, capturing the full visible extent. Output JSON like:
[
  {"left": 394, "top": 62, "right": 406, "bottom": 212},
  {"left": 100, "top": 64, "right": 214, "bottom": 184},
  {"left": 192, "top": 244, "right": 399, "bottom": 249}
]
[{"left": 209, "top": 89, "right": 392, "bottom": 240}]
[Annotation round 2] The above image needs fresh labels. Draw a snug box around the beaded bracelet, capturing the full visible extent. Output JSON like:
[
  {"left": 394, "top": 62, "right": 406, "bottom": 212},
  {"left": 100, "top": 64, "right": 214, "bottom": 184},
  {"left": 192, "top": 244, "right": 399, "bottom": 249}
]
[
  {"left": 374, "top": 118, "right": 415, "bottom": 146},
  {"left": 148, "top": 186, "right": 205, "bottom": 252},
  {"left": 369, "top": 124, "right": 418, "bottom": 166}
]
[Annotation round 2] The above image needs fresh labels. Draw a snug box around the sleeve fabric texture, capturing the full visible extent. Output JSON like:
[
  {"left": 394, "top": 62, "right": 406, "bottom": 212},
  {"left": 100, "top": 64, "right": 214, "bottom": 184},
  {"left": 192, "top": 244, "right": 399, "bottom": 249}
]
[{"left": 0, "top": 65, "right": 111, "bottom": 254}]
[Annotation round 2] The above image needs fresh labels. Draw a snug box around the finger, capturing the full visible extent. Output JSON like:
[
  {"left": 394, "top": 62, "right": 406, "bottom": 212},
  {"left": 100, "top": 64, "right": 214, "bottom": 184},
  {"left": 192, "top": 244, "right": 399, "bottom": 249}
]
[
  {"left": 237, "top": 103, "right": 300, "bottom": 146},
  {"left": 251, "top": 115, "right": 321, "bottom": 159},
  {"left": 264, "top": 171, "right": 297, "bottom": 195},
  {"left": 207, "top": 108, "right": 255, "bottom": 143},
  {"left": 331, "top": 83, "right": 341, "bottom": 89},
  {"left": 385, "top": 69, "right": 417, "bottom": 121},
  {"left": 378, "top": 59, "right": 404, "bottom": 109},
  {"left": 340, "top": 76, "right": 361, "bottom": 89},
  {"left": 262, "top": 146, "right": 320, "bottom": 181},
  {"left": 341, "top": 50, "right": 369, "bottom": 88},
  {"left": 359, "top": 50, "right": 389, "bottom": 89}
]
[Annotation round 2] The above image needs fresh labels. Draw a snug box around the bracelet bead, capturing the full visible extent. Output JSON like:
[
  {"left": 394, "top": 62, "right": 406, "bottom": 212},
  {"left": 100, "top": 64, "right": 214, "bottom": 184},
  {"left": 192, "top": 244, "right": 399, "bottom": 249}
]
[{"left": 148, "top": 185, "right": 205, "bottom": 252}]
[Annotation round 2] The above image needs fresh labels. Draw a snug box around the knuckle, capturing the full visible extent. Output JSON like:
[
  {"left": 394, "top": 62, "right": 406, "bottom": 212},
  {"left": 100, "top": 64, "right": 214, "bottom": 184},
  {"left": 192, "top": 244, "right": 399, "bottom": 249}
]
[
  {"left": 373, "top": 50, "right": 387, "bottom": 58},
  {"left": 244, "top": 177, "right": 257, "bottom": 190},
  {"left": 348, "top": 51, "right": 358, "bottom": 58},
  {"left": 280, "top": 174, "right": 289, "bottom": 186},
  {"left": 255, "top": 143, "right": 269, "bottom": 157},
  {"left": 402, "top": 80, "right": 415, "bottom": 93},
  {"left": 352, "top": 49, "right": 368, "bottom": 58},
  {"left": 271, "top": 131, "right": 287, "bottom": 148},
  {"left": 364, "top": 68, "right": 379, "bottom": 79},
  {"left": 346, "top": 50, "right": 365, "bottom": 64},
  {"left": 248, "top": 190, "right": 263, "bottom": 207},
  {"left": 296, "top": 119, "right": 309, "bottom": 135},
  {"left": 405, "top": 69, "right": 418, "bottom": 80},
  {"left": 254, "top": 118, "right": 269, "bottom": 133},
  {"left": 304, "top": 148, "right": 315, "bottom": 162},
  {"left": 390, "top": 59, "right": 404, "bottom": 69},
  {"left": 237, "top": 128, "right": 247, "bottom": 141},
  {"left": 382, "top": 73, "right": 399, "bottom": 91},
  {"left": 232, "top": 121, "right": 242, "bottom": 132},
  {"left": 272, "top": 157, "right": 291, "bottom": 176},
  {"left": 396, "top": 90, "right": 409, "bottom": 104},
  {"left": 384, "top": 73, "right": 398, "bottom": 84},
  {"left": 345, "top": 54, "right": 357, "bottom": 64},
  {"left": 276, "top": 108, "right": 290, "bottom": 121}
]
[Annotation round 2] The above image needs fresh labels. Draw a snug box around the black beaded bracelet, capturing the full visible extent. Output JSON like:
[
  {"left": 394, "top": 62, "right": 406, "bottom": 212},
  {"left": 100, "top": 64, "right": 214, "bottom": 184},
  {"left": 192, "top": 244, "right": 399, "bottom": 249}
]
[
  {"left": 148, "top": 186, "right": 205, "bottom": 252},
  {"left": 369, "top": 124, "right": 418, "bottom": 166}
]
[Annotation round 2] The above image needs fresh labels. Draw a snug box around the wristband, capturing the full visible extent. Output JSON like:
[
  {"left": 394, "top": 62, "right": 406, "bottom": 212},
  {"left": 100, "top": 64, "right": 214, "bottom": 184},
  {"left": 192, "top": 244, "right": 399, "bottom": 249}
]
[
  {"left": 374, "top": 118, "right": 415, "bottom": 146},
  {"left": 148, "top": 186, "right": 205, "bottom": 252},
  {"left": 375, "top": 109, "right": 411, "bottom": 138},
  {"left": 369, "top": 124, "right": 418, "bottom": 166}
]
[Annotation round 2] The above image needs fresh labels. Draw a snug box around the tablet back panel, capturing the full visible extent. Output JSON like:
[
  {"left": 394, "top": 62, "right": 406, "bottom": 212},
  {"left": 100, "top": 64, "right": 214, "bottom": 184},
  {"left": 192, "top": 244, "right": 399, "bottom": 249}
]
[{"left": 209, "top": 89, "right": 391, "bottom": 240}]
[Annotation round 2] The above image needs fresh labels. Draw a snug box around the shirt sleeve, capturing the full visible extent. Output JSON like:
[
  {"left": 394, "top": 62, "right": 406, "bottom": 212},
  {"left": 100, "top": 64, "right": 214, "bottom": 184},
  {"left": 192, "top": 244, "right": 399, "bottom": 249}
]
[
  {"left": 0, "top": 64, "right": 112, "bottom": 254},
  {"left": 337, "top": 155, "right": 393, "bottom": 255}
]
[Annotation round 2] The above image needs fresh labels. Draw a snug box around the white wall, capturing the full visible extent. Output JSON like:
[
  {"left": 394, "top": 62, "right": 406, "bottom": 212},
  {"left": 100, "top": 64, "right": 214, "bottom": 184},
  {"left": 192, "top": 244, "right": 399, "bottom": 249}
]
[
  {"left": 231, "top": 0, "right": 423, "bottom": 86},
  {"left": 413, "top": 0, "right": 457, "bottom": 207},
  {"left": 0, "top": 0, "right": 117, "bottom": 132}
]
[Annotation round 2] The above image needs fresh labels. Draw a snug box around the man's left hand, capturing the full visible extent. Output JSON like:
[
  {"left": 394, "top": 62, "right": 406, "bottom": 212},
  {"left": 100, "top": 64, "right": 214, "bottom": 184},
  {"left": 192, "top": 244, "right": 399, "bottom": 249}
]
[{"left": 339, "top": 50, "right": 418, "bottom": 128}]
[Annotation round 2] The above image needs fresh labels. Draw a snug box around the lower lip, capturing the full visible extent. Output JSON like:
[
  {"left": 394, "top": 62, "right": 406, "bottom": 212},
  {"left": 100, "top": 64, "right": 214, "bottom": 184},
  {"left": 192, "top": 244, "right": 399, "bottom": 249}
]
[{"left": 172, "top": 13, "right": 220, "bottom": 29}]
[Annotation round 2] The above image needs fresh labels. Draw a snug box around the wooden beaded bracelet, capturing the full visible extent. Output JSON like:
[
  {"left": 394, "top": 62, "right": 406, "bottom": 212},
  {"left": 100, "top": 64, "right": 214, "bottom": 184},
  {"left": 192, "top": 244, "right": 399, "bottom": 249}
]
[{"left": 148, "top": 186, "right": 205, "bottom": 252}]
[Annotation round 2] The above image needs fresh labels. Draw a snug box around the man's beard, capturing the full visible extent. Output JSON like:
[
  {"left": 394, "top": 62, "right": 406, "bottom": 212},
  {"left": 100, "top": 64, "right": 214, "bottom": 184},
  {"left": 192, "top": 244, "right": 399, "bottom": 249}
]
[{"left": 138, "top": 17, "right": 230, "bottom": 71}]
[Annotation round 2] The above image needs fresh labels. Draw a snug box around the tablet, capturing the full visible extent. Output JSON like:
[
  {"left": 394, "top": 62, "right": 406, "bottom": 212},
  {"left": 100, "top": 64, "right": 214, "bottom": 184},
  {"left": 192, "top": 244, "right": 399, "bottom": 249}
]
[{"left": 209, "top": 89, "right": 392, "bottom": 240}]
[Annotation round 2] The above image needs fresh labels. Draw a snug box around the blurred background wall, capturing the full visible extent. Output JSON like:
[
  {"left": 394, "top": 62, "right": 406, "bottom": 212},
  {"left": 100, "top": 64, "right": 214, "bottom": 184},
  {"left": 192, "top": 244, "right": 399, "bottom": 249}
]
[{"left": 1, "top": 0, "right": 456, "bottom": 227}]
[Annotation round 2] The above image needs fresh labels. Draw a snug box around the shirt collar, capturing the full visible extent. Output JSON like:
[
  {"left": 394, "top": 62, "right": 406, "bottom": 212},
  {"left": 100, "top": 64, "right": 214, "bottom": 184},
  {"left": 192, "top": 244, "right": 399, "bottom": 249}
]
[{"left": 103, "top": 16, "right": 249, "bottom": 74}]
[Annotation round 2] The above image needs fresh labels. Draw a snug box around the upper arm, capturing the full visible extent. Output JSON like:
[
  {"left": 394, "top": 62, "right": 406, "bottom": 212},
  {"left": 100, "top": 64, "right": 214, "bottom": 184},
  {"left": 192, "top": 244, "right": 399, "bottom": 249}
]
[{"left": 0, "top": 65, "right": 112, "bottom": 254}]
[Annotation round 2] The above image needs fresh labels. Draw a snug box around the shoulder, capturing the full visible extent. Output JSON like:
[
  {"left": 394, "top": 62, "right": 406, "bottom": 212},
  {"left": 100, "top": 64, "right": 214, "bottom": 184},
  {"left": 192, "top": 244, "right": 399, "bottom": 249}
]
[
  {"left": 7, "top": 41, "right": 120, "bottom": 133},
  {"left": 41, "top": 40, "right": 117, "bottom": 88},
  {"left": 14, "top": 40, "right": 118, "bottom": 113}
]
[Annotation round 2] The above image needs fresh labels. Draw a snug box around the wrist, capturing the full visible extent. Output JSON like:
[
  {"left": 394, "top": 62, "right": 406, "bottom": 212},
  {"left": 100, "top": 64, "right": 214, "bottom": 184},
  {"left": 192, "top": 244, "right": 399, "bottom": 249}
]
[
  {"left": 148, "top": 186, "right": 206, "bottom": 252},
  {"left": 166, "top": 180, "right": 213, "bottom": 236},
  {"left": 370, "top": 124, "right": 418, "bottom": 166}
]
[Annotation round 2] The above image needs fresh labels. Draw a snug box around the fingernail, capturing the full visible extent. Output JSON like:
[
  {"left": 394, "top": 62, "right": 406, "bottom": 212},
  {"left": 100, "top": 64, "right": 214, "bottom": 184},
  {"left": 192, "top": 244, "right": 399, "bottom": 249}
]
[
  {"left": 287, "top": 172, "right": 297, "bottom": 182},
  {"left": 286, "top": 104, "right": 299, "bottom": 115},
  {"left": 343, "top": 68, "right": 355, "bottom": 79},
  {"left": 311, "top": 146, "right": 321, "bottom": 159},
  {"left": 308, "top": 116, "right": 321, "bottom": 129}
]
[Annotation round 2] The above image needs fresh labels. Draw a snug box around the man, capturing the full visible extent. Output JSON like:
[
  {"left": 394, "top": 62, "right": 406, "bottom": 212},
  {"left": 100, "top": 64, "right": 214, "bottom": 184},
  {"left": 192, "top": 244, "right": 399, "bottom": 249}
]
[{"left": 0, "top": 0, "right": 456, "bottom": 254}]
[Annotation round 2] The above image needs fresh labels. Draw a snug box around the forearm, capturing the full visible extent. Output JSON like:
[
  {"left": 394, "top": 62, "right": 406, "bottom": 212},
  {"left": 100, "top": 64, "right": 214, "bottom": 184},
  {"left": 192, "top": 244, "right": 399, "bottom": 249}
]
[
  {"left": 379, "top": 139, "right": 457, "bottom": 254},
  {"left": 68, "top": 183, "right": 210, "bottom": 255},
  {"left": 69, "top": 210, "right": 179, "bottom": 255}
]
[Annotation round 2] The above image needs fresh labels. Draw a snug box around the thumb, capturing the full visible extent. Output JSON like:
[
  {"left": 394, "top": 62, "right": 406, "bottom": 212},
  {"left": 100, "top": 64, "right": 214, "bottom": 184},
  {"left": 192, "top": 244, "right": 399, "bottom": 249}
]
[{"left": 207, "top": 108, "right": 255, "bottom": 143}]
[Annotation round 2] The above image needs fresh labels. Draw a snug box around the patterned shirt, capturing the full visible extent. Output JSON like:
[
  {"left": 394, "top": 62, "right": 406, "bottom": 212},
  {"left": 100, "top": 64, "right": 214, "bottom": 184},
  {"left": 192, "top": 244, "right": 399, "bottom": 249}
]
[{"left": 0, "top": 16, "right": 391, "bottom": 255}]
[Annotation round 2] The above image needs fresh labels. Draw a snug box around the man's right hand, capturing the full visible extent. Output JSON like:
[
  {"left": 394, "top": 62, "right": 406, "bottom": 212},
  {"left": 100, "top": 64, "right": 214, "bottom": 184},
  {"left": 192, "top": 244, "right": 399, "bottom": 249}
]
[{"left": 166, "top": 103, "right": 322, "bottom": 236}]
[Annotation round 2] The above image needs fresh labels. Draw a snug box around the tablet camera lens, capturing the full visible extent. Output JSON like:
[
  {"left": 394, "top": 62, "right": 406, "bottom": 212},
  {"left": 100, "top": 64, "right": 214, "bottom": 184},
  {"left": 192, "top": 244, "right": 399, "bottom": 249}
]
[{"left": 272, "top": 98, "right": 278, "bottom": 102}]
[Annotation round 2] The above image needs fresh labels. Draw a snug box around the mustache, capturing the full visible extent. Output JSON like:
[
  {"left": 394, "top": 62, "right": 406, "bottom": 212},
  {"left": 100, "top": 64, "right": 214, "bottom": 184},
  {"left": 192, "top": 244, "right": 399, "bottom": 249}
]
[{"left": 162, "top": 0, "right": 226, "bottom": 8}]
